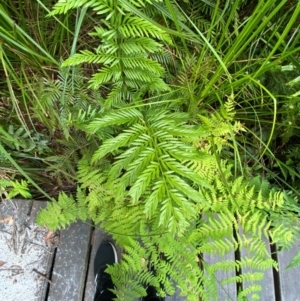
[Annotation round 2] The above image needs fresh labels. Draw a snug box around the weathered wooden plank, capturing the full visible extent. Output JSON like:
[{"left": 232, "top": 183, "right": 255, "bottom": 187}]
[
  {"left": 29, "top": 201, "right": 55, "bottom": 301},
  {"left": 0, "top": 199, "right": 54, "bottom": 301},
  {"left": 0, "top": 199, "right": 32, "bottom": 221},
  {"left": 277, "top": 240, "right": 300, "bottom": 301},
  {"left": 203, "top": 251, "right": 237, "bottom": 301},
  {"left": 0, "top": 199, "right": 32, "bottom": 254},
  {"left": 48, "top": 220, "right": 92, "bottom": 301},
  {"left": 240, "top": 235, "right": 275, "bottom": 301}
]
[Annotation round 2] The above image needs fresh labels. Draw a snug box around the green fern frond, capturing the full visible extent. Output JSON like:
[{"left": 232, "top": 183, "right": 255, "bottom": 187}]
[
  {"left": 62, "top": 50, "right": 118, "bottom": 66},
  {"left": 49, "top": 0, "right": 98, "bottom": 15},
  {"left": 92, "top": 124, "right": 146, "bottom": 162},
  {"left": 286, "top": 248, "right": 300, "bottom": 269},
  {"left": 238, "top": 256, "right": 276, "bottom": 271},
  {"left": 237, "top": 283, "right": 262, "bottom": 299},
  {"left": 118, "top": 16, "right": 171, "bottom": 43},
  {"left": 0, "top": 179, "right": 32, "bottom": 199},
  {"left": 119, "top": 37, "right": 162, "bottom": 54},
  {"left": 36, "top": 193, "right": 86, "bottom": 230},
  {"left": 56, "top": 0, "right": 171, "bottom": 102},
  {"left": 87, "top": 108, "right": 143, "bottom": 133}
]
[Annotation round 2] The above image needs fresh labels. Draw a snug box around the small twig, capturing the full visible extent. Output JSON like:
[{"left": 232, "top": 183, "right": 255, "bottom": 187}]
[
  {"left": 5, "top": 238, "right": 13, "bottom": 252},
  {"left": 23, "top": 221, "right": 32, "bottom": 230},
  {"left": 32, "top": 268, "right": 53, "bottom": 284},
  {"left": 8, "top": 198, "right": 17, "bottom": 210},
  {"left": 26, "top": 240, "right": 52, "bottom": 254},
  {"left": 0, "top": 268, "right": 23, "bottom": 271},
  {"left": 18, "top": 228, "right": 27, "bottom": 255},
  {"left": 26, "top": 258, "right": 41, "bottom": 266},
  {"left": 0, "top": 229, "right": 12, "bottom": 236},
  {"left": 12, "top": 223, "right": 18, "bottom": 254}
]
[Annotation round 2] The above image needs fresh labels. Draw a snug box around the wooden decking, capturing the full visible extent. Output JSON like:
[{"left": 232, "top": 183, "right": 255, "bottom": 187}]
[{"left": 1, "top": 200, "right": 300, "bottom": 301}]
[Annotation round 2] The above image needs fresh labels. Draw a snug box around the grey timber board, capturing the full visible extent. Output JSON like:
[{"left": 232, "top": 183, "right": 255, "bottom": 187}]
[
  {"left": 28, "top": 200, "right": 46, "bottom": 222},
  {"left": 240, "top": 235, "right": 275, "bottom": 300},
  {"left": 0, "top": 199, "right": 32, "bottom": 254},
  {"left": 277, "top": 240, "right": 300, "bottom": 301},
  {"left": 48, "top": 220, "right": 92, "bottom": 301},
  {"left": 203, "top": 251, "right": 237, "bottom": 301},
  {"left": 0, "top": 199, "right": 54, "bottom": 301},
  {"left": 29, "top": 201, "right": 55, "bottom": 301},
  {"left": 0, "top": 198, "right": 32, "bottom": 222},
  {"left": 84, "top": 226, "right": 122, "bottom": 301}
]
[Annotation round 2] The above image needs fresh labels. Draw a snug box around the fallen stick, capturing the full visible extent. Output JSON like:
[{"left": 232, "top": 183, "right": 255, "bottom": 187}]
[
  {"left": 0, "top": 268, "right": 24, "bottom": 271},
  {"left": 26, "top": 240, "right": 53, "bottom": 254},
  {"left": 0, "top": 229, "right": 12, "bottom": 235},
  {"left": 32, "top": 268, "right": 53, "bottom": 284}
]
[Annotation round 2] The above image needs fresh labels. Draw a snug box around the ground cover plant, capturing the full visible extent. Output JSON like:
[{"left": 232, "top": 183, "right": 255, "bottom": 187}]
[{"left": 1, "top": 0, "right": 300, "bottom": 300}]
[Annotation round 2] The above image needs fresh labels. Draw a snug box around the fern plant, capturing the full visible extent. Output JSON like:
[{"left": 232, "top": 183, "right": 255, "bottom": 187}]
[
  {"left": 33, "top": 67, "right": 102, "bottom": 138},
  {"left": 0, "top": 178, "right": 32, "bottom": 200},
  {"left": 36, "top": 1, "right": 300, "bottom": 300},
  {"left": 37, "top": 100, "right": 300, "bottom": 300},
  {"left": 49, "top": 0, "right": 171, "bottom": 108}
]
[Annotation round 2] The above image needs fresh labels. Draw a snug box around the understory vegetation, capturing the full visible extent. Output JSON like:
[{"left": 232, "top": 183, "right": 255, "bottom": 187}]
[{"left": 1, "top": 0, "right": 300, "bottom": 300}]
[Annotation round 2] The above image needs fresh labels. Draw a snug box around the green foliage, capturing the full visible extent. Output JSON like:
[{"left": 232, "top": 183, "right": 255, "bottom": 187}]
[
  {"left": 2, "top": 0, "right": 300, "bottom": 300},
  {"left": 0, "top": 179, "right": 32, "bottom": 199},
  {"left": 0, "top": 125, "right": 49, "bottom": 154},
  {"left": 286, "top": 248, "right": 300, "bottom": 270},
  {"left": 33, "top": 0, "right": 300, "bottom": 300},
  {"left": 88, "top": 107, "right": 215, "bottom": 235},
  {"left": 0, "top": 0, "right": 98, "bottom": 189},
  {"left": 37, "top": 101, "right": 300, "bottom": 300},
  {"left": 37, "top": 189, "right": 88, "bottom": 230},
  {"left": 51, "top": 0, "right": 171, "bottom": 108}
]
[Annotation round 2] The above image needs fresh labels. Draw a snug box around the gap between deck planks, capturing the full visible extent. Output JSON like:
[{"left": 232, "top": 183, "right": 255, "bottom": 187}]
[{"left": 47, "top": 220, "right": 92, "bottom": 301}]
